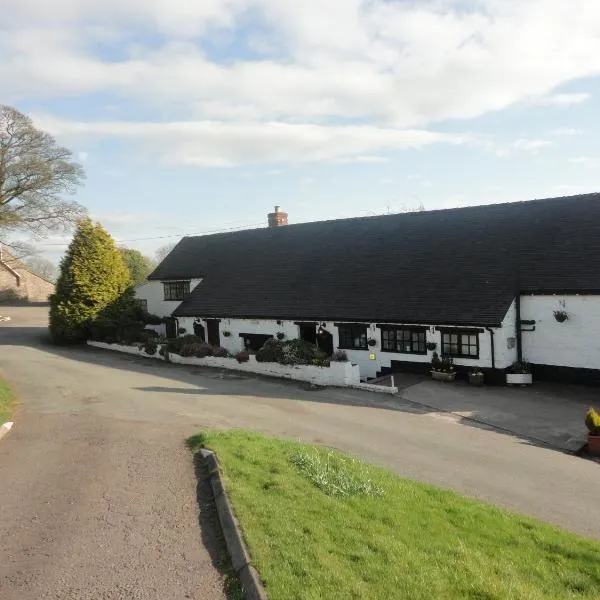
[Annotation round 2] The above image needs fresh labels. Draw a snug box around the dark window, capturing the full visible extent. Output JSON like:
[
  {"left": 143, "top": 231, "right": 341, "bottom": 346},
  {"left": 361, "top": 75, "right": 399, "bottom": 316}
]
[
  {"left": 337, "top": 324, "right": 368, "bottom": 350},
  {"left": 381, "top": 327, "right": 426, "bottom": 354},
  {"left": 163, "top": 280, "right": 190, "bottom": 301},
  {"left": 137, "top": 298, "right": 148, "bottom": 312},
  {"left": 441, "top": 330, "right": 479, "bottom": 358},
  {"left": 240, "top": 333, "right": 273, "bottom": 351}
]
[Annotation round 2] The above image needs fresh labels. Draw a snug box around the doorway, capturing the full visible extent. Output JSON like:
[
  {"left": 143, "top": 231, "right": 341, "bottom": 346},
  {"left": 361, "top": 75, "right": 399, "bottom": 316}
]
[
  {"left": 193, "top": 319, "right": 206, "bottom": 341},
  {"left": 299, "top": 323, "right": 317, "bottom": 345},
  {"left": 316, "top": 328, "right": 334, "bottom": 355},
  {"left": 165, "top": 317, "right": 178, "bottom": 339},
  {"left": 206, "top": 319, "right": 220, "bottom": 346}
]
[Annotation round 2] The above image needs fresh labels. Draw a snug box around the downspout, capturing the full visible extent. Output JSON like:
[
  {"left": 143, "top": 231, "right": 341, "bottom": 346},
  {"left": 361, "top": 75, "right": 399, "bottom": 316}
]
[
  {"left": 515, "top": 294, "right": 522, "bottom": 363},
  {"left": 485, "top": 327, "right": 495, "bottom": 370}
]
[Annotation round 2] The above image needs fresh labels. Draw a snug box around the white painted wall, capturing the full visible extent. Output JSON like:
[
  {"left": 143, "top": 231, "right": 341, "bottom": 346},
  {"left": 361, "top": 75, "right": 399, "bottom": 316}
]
[
  {"left": 175, "top": 315, "right": 515, "bottom": 380},
  {"left": 521, "top": 294, "right": 600, "bottom": 369},
  {"left": 135, "top": 279, "right": 202, "bottom": 317},
  {"left": 176, "top": 317, "right": 300, "bottom": 353}
]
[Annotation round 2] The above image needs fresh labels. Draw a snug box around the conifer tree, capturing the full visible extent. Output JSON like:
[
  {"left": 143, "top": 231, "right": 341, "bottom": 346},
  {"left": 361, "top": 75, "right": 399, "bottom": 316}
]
[{"left": 49, "top": 219, "right": 130, "bottom": 343}]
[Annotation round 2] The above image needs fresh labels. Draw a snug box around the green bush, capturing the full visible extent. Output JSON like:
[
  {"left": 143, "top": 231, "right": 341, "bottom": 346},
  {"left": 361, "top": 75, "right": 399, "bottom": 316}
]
[
  {"left": 50, "top": 219, "right": 130, "bottom": 343},
  {"left": 256, "top": 338, "right": 283, "bottom": 363},
  {"left": 143, "top": 339, "right": 158, "bottom": 355},
  {"left": 166, "top": 334, "right": 204, "bottom": 354},
  {"left": 255, "top": 338, "right": 328, "bottom": 366}
]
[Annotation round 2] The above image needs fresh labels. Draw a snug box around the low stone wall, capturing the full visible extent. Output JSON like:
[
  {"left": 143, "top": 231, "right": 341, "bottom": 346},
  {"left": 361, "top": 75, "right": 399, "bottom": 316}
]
[
  {"left": 87, "top": 341, "right": 360, "bottom": 386},
  {"left": 87, "top": 341, "right": 166, "bottom": 360}
]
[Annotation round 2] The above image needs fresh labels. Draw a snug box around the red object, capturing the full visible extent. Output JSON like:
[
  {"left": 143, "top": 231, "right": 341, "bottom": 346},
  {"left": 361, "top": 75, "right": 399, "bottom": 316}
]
[{"left": 588, "top": 434, "right": 600, "bottom": 456}]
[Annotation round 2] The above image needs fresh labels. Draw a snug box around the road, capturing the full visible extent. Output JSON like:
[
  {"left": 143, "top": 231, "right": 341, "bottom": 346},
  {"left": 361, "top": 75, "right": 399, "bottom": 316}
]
[{"left": 1, "top": 307, "right": 599, "bottom": 598}]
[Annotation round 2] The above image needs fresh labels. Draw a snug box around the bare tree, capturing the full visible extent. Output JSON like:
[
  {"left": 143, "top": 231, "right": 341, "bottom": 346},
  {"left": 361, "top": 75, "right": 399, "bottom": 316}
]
[
  {"left": 155, "top": 243, "right": 176, "bottom": 263},
  {"left": 0, "top": 105, "right": 86, "bottom": 238},
  {"left": 23, "top": 255, "right": 57, "bottom": 282}
]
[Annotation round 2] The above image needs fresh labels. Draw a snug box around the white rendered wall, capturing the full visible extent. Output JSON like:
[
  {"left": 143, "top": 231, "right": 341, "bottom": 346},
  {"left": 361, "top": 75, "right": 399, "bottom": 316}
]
[
  {"left": 135, "top": 279, "right": 202, "bottom": 318},
  {"left": 176, "top": 316, "right": 514, "bottom": 380},
  {"left": 521, "top": 294, "right": 600, "bottom": 369}
]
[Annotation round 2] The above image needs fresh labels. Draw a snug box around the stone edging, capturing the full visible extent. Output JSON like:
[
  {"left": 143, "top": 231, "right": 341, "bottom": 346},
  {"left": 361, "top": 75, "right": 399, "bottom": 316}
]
[
  {"left": 201, "top": 448, "right": 268, "bottom": 600},
  {"left": 0, "top": 421, "right": 13, "bottom": 442}
]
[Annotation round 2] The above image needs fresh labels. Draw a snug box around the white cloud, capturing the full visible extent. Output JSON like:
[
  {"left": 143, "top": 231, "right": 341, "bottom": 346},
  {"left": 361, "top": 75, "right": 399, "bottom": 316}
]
[
  {"left": 2, "top": 0, "right": 600, "bottom": 130},
  {"left": 511, "top": 139, "right": 554, "bottom": 152},
  {"left": 528, "top": 93, "right": 591, "bottom": 107},
  {"left": 569, "top": 156, "right": 600, "bottom": 169},
  {"left": 33, "top": 114, "right": 463, "bottom": 166},
  {"left": 550, "top": 127, "right": 583, "bottom": 136},
  {"left": 77, "top": 151, "right": 89, "bottom": 162}
]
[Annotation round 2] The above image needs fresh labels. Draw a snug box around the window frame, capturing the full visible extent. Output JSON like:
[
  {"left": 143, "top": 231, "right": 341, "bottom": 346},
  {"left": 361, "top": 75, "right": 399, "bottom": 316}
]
[
  {"left": 163, "top": 280, "right": 191, "bottom": 301},
  {"left": 137, "top": 298, "right": 148, "bottom": 312},
  {"left": 440, "top": 329, "right": 480, "bottom": 359},
  {"left": 336, "top": 323, "right": 368, "bottom": 350},
  {"left": 380, "top": 326, "right": 427, "bottom": 355}
]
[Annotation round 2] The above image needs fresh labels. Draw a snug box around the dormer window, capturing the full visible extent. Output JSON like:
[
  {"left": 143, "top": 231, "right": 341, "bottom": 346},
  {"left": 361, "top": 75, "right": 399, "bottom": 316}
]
[{"left": 163, "top": 280, "right": 190, "bottom": 301}]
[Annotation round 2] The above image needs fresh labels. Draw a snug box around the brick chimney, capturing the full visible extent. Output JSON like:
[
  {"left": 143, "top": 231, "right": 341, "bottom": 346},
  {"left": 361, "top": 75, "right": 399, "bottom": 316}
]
[{"left": 268, "top": 205, "right": 288, "bottom": 227}]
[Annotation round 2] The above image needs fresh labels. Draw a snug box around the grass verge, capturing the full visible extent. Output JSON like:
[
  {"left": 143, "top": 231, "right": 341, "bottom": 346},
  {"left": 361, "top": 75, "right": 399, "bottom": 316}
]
[
  {"left": 188, "top": 429, "right": 600, "bottom": 600},
  {"left": 0, "top": 376, "right": 15, "bottom": 424}
]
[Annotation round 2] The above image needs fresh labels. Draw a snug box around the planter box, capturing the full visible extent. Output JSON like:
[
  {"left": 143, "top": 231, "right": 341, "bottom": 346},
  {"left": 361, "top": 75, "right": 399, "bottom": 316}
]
[
  {"left": 431, "top": 370, "right": 456, "bottom": 382},
  {"left": 588, "top": 434, "right": 600, "bottom": 456},
  {"left": 468, "top": 373, "right": 484, "bottom": 386},
  {"left": 506, "top": 373, "right": 532, "bottom": 386}
]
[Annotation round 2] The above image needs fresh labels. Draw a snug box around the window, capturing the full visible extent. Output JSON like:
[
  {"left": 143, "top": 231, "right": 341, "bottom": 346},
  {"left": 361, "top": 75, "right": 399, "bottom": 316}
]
[
  {"left": 240, "top": 333, "right": 273, "bottom": 351},
  {"left": 337, "top": 324, "right": 368, "bottom": 350},
  {"left": 163, "top": 280, "right": 190, "bottom": 301},
  {"left": 137, "top": 298, "right": 148, "bottom": 312},
  {"left": 441, "top": 330, "right": 479, "bottom": 358},
  {"left": 381, "top": 327, "right": 426, "bottom": 354}
]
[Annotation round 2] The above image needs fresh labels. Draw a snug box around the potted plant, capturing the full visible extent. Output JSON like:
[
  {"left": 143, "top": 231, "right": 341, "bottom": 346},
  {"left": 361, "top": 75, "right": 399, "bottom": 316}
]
[
  {"left": 222, "top": 331, "right": 231, "bottom": 337},
  {"left": 426, "top": 341, "right": 437, "bottom": 351},
  {"left": 468, "top": 369, "right": 484, "bottom": 386},
  {"left": 431, "top": 352, "right": 456, "bottom": 382},
  {"left": 367, "top": 338, "right": 377, "bottom": 347},
  {"left": 276, "top": 332, "right": 286, "bottom": 340},
  {"left": 585, "top": 408, "right": 600, "bottom": 455},
  {"left": 506, "top": 361, "right": 532, "bottom": 386}
]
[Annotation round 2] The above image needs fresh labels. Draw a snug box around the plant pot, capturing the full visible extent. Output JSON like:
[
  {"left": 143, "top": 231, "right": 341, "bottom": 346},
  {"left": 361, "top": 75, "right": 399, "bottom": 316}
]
[
  {"left": 506, "top": 373, "right": 532, "bottom": 386},
  {"left": 431, "top": 370, "right": 456, "bottom": 382},
  {"left": 588, "top": 434, "right": 600, "bottom": 456},
  {"left": 468, "top": 373, "right": 484, "bottom": 386}
]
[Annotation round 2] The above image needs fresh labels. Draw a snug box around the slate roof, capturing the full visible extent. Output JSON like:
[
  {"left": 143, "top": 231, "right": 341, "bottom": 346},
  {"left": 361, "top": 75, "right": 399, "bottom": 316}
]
[{"left": 148, "top": 193, "right": 600, "bottom": 326}]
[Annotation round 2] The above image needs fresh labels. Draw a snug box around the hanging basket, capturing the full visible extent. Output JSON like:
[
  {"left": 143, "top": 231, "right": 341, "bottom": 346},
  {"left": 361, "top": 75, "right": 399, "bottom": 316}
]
[{"left": 553, "top": 310, "right": 568, "bottom": 323}]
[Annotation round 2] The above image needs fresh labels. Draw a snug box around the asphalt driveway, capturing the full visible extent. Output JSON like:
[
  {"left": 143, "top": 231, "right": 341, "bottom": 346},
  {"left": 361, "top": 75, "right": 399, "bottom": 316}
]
[{"left": 1, "top": 306, "right": 599, "bottom": 597}]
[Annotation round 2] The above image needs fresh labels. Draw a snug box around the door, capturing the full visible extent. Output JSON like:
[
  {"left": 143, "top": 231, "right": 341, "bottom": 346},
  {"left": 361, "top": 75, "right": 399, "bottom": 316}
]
[
  {"left": 206, "top": 320, "right": 220, "bottom": 346},
  {"left": 193, "top": 320, "right": 206, "bottom": 341},
  {"left": 299, "top": 323, "right": 317, "bottom": 345},
  {"left": 165, "top": 317, "right": 178, "bottom": 339}
]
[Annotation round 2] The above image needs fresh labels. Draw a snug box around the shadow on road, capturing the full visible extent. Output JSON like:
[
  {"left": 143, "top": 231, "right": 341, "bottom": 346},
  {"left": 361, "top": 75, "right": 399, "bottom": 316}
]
[
  {"left": 1, "top": 322, "right": 588, "bottom": 456},
  {"left": 192, "top": 451, "right": 243, "bottom": 599}
]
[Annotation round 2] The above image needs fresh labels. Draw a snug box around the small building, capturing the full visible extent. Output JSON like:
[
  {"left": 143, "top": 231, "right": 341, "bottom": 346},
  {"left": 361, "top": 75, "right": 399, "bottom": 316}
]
[
  {"left": 0, "top": 246, "right": 54, "bottom": 303},
  {"left": 136, "top": 196, "right": 600, "bottom": 383}
]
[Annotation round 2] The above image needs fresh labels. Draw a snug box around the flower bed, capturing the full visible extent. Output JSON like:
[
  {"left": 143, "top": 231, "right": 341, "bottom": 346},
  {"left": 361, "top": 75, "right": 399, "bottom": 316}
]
[{"left": 87, "top": 341, "right": 360, "bottom": 386}]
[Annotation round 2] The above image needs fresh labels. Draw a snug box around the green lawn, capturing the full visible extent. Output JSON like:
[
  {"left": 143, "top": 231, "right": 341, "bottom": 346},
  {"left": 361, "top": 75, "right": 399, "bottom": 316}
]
[
  {"left": 0, "top": 376, "right": 15, "bottom": 424},
  {"left": 189, "top": 430, "right": 600, "bottom": 600}
]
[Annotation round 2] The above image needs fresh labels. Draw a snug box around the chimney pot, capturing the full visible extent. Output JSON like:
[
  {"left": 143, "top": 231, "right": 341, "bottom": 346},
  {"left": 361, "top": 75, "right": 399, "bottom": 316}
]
[{"left": 268, "top": 206, "right": 288, "bottom": 227}]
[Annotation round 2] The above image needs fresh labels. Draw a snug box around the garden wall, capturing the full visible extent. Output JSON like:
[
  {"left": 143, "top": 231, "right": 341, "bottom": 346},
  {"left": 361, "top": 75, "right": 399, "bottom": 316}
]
[{"left": 87, "top": 341, "right": 360, "bottom": 387}]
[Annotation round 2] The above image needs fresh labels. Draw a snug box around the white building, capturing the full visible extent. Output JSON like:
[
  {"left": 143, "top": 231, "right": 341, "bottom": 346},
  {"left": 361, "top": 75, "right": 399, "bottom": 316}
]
[{"left": 136, "top": 197, "right": 600, "bottom": 384}]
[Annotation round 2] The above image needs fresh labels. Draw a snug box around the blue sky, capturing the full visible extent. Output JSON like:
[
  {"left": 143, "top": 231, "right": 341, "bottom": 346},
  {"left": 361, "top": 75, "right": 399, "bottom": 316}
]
[{"left": 3, "top": 0, "right": 600, "bottom": 262}]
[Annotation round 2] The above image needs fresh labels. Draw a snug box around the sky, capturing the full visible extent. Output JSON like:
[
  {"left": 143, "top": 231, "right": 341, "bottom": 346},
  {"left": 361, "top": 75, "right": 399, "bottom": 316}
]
[{"left": 3, "top": 0, "right": 600, "bottom": 263}]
